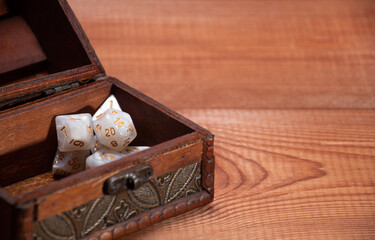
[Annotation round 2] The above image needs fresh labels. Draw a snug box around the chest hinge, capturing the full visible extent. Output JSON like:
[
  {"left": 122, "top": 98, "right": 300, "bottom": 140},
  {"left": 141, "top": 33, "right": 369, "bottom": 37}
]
[
  {"left": 43, "top": 82, "right": 80, "bottom": 96},
  {"left": 43, "top": 74, "right": 106, "bottom": 97}
]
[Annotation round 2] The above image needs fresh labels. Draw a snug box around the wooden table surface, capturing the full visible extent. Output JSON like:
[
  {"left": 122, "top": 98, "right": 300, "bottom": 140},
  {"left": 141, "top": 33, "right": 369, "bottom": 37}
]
[{"left": 68, "top": 0, "right": 375, "bottom": 239}]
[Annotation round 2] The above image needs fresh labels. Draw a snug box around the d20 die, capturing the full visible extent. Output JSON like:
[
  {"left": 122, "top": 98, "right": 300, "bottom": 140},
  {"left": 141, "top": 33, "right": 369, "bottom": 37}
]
[
  {"left": 52, "top": 149, "right": 90, "bottom": 176},
  {"left": 93, "top": 94, "right": 122, "bottom": 120},
  {"left": 56, "top": 113, "right": 95, "bottom": 152},
  {"left": 93, "top": 108, "right": 137, "bottom": 152}
]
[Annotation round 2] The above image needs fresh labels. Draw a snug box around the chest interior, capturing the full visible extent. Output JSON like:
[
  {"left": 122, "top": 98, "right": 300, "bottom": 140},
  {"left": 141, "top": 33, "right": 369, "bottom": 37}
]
[
  {"left": 0, "top": 0, "right": 91, "bottom": 85},
  {"left": 0, "top": 80, "right": 195, "bottom": 197}
]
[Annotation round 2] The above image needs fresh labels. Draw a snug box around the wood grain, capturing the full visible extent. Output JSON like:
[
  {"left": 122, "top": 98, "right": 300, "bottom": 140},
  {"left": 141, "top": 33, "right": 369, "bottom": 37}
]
[
  {"left": 126, "top": 109, "right": 375, "bottom": 240},
  {"left": 63, "top": 0, "right": 375, "bottom": 239},
  {"left": 68, "top": 0, "right": 375, "bottom": 110}
]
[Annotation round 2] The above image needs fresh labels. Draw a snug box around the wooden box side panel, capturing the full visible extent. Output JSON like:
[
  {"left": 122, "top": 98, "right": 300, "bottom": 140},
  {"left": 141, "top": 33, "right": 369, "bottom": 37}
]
[
  {"left": 110, "top": 77, "right": 210, "bottom": 136},
  {"left": 0, "top": 81, "right": 112, "bottom": 187},
  {"left": 111, "top": 82, "right": 195, "bottom": 146},
  {"left": 0, "top": 191, "right": 35, "bottom": 240},
  {"left": 0, "top": 196, "right": 13, "bottom": 240},
  {"left": 201, "top": 135, "right": 215, "bottom": 196}
]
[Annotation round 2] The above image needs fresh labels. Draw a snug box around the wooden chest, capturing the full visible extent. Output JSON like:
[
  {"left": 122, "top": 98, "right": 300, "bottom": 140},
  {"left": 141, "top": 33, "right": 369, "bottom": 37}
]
[{"left": 0, "top": 0, "right": 215, "bottom": 239}]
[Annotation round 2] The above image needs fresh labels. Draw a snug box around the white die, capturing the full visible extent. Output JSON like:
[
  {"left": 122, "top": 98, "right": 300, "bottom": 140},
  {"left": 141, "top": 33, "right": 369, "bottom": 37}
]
[
  {"left": 86, "top": 146, "right": 149, "bottom": 169},
  {"left": 86, "top": 147, "right": 126, "bottom": 169},
  {"left": 56, "top": 113, "right": 95, "bottom": 152},
  {"left": 52, "top": 149, "right": 90, "bottom": 176},
  {"left": 93, "top": 95, "right": 122, "bottom": 120},
  {"left": 93, "top": 108, "right": 137, "bottom": 152}
]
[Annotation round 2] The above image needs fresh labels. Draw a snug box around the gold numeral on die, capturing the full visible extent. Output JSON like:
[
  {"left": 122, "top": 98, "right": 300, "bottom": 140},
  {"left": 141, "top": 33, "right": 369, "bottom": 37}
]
[
  {"left": 100, "top": 153, "right": 115, "bottom": 160},
  {"left": 105, "top": 127, "right": 116, "bottom": 137},
  {"left": 114, "top": 118, "right": 124, "bottom": 128},
  {"left": 87, "top": 126, "right": 92, "bottom": 135},
  {"left": 69, "top": 139, "right": 84, "bottom": 147},
  {"left": 123, "top": 137, "right": 131, "bottom": 146},
  {"left": 96, "top": 124, "right": 102, "bottom": 132},
  {"left": 127, "top": 125, "right": 134, "bottom": 132},
  {"left": 60, "top": 126, "right": 68, "bottom": 138},
  {"left": 68, "top": 157, "right": 81, "bottom": 170}
]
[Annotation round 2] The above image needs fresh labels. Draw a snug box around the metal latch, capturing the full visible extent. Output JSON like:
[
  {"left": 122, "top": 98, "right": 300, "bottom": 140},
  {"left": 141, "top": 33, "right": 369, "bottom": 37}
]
[{"left": 103, "top": 163, "right": 153, "bottom": 195}]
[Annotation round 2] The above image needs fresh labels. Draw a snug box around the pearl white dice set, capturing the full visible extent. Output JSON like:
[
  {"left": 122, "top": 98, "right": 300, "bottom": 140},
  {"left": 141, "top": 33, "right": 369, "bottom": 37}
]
[{"left": 52, "top": 95, "right": 148, "bottom": 176}]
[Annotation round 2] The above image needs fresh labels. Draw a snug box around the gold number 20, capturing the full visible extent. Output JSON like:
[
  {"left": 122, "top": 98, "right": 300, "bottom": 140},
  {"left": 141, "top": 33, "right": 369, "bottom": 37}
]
[{"left": 105, "top": 127, "right": 116, "bottom": 137}]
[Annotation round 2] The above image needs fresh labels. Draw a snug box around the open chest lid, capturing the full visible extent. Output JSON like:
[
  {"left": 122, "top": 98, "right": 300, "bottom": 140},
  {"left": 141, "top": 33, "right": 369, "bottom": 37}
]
[{"left": 0, "top": 0, "right": 105, "bottom": 110}]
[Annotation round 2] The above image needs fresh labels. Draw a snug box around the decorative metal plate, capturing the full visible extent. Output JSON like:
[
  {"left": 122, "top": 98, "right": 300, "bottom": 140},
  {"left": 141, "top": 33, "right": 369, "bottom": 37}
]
[{"left": 33, "top": 162, "right": 202, "bottom": 240}]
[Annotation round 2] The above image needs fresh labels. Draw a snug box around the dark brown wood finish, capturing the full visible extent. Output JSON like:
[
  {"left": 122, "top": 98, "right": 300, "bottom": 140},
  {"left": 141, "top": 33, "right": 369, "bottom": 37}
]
[
  {"left": 109, "top": 77, "right": 210, "bottom": 138},
  {"left": 0, "top": 0, "right": 8, "bottom": 16},
  {"left": 0, "top": 192, "right": 13, "bottom": 240},
  {"left": 201, "top": 135, "right": 215, "bottom": 196},
  {"left": 0, "top": 16, "right": 46, "bottom": 81},
  {"left": 0, "top": 0, "right": 104, "bottom": 108},
  {"left": 14, "top": 201, "right": 34, "bottom": 240},
  {"left": 0, "top": 80, "right": 112, "bottom": 186},
  {"left": 3, "top": 172, "right": 55, "bottom": 197}
]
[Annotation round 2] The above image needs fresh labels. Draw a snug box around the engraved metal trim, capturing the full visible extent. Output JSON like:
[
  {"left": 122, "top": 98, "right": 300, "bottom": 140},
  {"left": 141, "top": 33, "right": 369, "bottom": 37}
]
[
  {"left": 33, "top": 162, "right": 203, "bottom": 239},
  {"left": 103, "top": 163, "right": 153, "bottom": 195}
]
